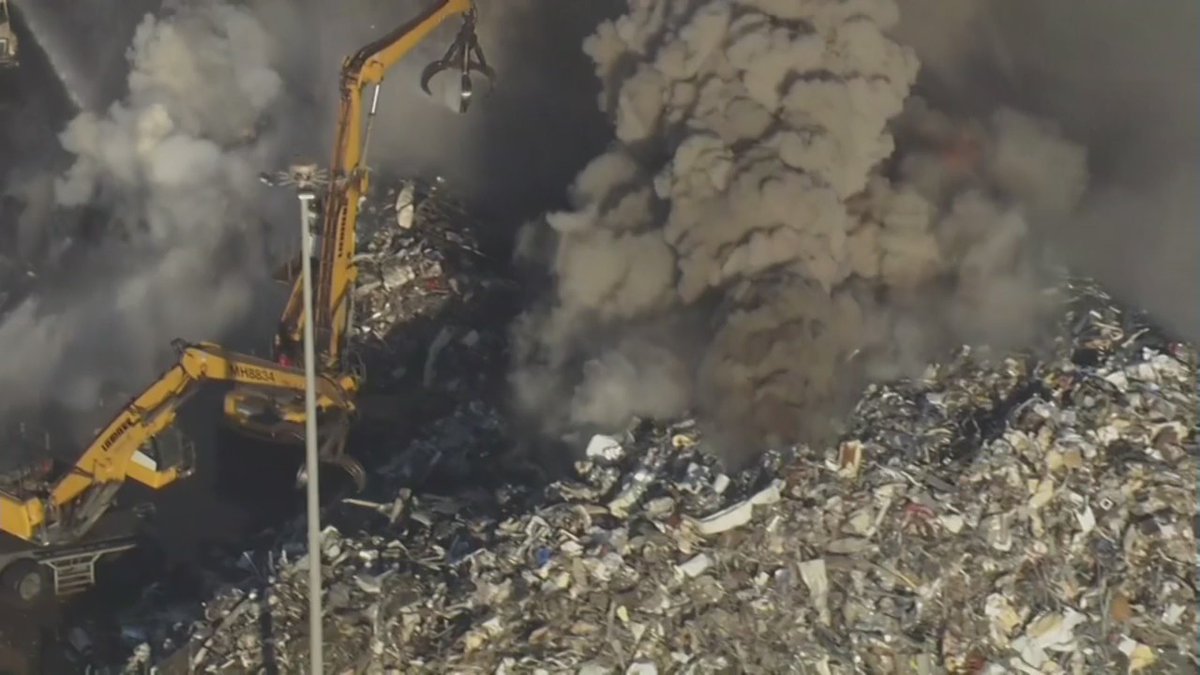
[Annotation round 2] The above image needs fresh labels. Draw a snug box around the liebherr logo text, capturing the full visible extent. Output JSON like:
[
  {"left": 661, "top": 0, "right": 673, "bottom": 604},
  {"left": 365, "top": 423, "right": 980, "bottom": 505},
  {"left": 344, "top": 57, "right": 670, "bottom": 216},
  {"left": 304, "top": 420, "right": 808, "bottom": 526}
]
[
  {"left": 335, "top": 209, "right": 348, "bottom": 258},
  {"left": 233, "top": 365, "right": 278, "bottom": 383},
  {"left": 101, "top": 418, "right": 136, "bottom": 451}
]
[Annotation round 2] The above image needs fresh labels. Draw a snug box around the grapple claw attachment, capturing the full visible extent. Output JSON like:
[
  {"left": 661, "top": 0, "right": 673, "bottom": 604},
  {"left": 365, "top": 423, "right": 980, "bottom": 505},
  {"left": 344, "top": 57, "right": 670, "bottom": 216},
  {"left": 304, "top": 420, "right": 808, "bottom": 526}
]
[
  {"left": 324, "top": 422, "right": 364, "bottom": 492},
  {"left": 418, "top": 59, "right": 447, "bottom": 98},
  {"left": 294, "top": 413, "right": 367, "bottom": 492},
  {"left": 332, "top": 455, "right": 367, "bottom": 493},
  {"left": 459, "top": 71, "right": 473, "bottom": 106},
  {"left": 419, "top": 8, "right": 494, "bottom": 113},
  {"left": 297, "top": 441, "right": 367, "bottom": 493}
]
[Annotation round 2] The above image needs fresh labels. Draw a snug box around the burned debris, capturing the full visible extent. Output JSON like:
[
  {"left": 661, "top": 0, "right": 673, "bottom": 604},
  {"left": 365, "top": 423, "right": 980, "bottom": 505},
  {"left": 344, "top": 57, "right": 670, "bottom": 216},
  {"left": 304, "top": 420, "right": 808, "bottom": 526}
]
[{"left": 92, "top": 265, "right": 1196, "bottom": 673}]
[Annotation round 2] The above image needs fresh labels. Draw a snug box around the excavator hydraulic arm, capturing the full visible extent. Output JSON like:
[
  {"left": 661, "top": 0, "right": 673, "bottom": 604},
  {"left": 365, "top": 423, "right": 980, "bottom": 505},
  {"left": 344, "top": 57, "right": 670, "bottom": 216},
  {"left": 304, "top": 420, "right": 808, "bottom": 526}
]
[
  {"left": 273, "top": 0, "right": 489, "bottom": 370},
  {"left": 0, "top": 340, "right": 357, "bottom": 546},
  {"left": 228, "top": 1, "right": 491, "bottom": 494}
]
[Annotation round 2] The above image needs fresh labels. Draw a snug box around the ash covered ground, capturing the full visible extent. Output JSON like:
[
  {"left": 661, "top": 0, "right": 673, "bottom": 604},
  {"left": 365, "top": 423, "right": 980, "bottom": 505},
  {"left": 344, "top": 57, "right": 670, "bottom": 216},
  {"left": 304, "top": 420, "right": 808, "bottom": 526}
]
[{"left": 0, "top": 0, "right": 1195, "bottom": 673}]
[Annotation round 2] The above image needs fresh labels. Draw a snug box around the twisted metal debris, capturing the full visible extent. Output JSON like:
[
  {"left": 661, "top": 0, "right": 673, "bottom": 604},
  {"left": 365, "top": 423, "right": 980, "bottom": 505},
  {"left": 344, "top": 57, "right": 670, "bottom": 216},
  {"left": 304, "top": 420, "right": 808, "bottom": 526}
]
[{"left": 87, "top": 250, "right": 1197, "bottom": 675}]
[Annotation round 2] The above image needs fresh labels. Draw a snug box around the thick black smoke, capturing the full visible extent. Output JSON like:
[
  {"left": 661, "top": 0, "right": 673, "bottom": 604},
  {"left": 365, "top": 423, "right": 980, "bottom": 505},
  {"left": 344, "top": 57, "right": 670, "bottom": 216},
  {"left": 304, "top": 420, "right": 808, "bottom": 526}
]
[
  {"left": 509, "top": 0, "right": 1102, "bottom": 455},
  {"left": 0, "top": 0, "right": 1189, "bottom": 458}
]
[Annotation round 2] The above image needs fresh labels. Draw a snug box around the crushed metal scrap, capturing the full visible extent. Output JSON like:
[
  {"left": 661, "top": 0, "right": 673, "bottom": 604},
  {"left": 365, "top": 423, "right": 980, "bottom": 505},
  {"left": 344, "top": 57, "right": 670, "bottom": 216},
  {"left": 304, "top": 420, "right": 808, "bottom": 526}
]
[
  {"left": 93, "top": 267, "right": 1196, "bottom": 673},
  {"left": 351, "top": 175, "right": 499, "bottom": 347}
]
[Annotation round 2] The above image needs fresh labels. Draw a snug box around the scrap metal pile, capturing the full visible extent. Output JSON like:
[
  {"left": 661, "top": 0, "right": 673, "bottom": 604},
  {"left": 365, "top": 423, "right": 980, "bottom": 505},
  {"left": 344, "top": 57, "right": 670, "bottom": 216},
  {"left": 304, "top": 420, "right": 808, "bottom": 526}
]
[
  {"left": 350, "top": 176, "right": 499, "bottom": 349},
  {"left": 344, "top": 175, "right": 516, "bottom": 481},
  {"left": 90, "top": 262, "right": 1198, "bottom": 673}
]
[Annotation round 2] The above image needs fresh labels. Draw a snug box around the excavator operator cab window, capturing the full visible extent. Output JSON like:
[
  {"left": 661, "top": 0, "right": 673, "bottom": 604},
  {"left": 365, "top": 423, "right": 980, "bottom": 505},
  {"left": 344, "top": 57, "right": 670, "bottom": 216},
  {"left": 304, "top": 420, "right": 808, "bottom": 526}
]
[{"left": 147, "top": 427, "right": 196, "bottom": 477}]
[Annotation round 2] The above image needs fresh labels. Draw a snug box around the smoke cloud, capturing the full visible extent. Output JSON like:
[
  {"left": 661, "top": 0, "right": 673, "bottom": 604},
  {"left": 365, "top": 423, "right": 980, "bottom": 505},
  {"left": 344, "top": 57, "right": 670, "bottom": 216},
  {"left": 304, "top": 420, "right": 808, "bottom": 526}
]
[
  {"left": 0, "top": 0, "right": 294, "bottom": 421},
  {"left": 2, "top": 0, "right": 1186, "bottom": 459},
  {"left": 892, "top": 0, "right": 1200, "bottom": 339},
  {"left": 510, "top": 0, "right": 1093, "bottom": 453},
  {"left": 9, "top": 0, "right": 167, "bottom": 112},
  {"left": 272, "top": 0, "right": 620, "bottom": 221}
]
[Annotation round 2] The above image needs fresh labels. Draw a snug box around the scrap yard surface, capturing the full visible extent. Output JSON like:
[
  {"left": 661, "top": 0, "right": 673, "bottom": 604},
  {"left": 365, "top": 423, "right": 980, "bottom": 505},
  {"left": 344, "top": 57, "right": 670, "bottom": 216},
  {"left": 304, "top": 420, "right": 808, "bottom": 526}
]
[
  {"left": 0, "top": 0, "right": 1195, "bottom": 674},
  {"left": 97, "top": 207, "right": 1198, "bottom": 673}
]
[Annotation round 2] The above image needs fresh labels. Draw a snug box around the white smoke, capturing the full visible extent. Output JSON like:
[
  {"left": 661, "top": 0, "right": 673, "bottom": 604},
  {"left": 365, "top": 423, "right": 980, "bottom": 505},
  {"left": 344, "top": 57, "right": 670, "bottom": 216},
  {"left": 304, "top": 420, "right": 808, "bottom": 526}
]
[
  {"left": 0, "top": 0, "right": 289, "bottom": 419},
  {"left": 511, "top": 0, "right": 1090, "bottom": 452}
]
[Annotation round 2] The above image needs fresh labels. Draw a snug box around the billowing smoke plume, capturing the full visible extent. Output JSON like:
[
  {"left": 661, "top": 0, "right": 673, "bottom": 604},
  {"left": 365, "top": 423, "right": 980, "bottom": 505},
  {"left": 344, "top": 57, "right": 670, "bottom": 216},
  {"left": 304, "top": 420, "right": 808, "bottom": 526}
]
[
  {"left": 0, "top": 0, "right": 292, "bottom": 419},
  {"left": 511, "top": 0, "right": 1089, "bottom": 453},
  {"left": 892, "top": 0, "right": 1199, "bottom": 340}
]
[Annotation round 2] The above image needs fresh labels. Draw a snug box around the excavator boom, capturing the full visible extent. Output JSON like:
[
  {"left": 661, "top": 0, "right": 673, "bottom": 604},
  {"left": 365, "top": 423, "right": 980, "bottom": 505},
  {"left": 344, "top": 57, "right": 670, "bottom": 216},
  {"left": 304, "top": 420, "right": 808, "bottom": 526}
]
[
  {"left": 0, "top": 340, "right": 356, "bottom": 546},
  {"left": 230, "top": 1, "right": 491, "bottom": 495},
  {"left": 275, "top": 0, "right": 483, "bottom": 368}
]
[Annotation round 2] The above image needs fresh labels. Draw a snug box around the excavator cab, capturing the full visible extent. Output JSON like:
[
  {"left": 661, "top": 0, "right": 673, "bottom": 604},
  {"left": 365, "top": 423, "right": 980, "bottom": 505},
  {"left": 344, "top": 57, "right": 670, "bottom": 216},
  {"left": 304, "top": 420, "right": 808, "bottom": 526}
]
[
  {"left": 0, "top": 0, "right": 17, "bottom": 69},
  {"left": 141, "top": 426, "right": 196, "bottom": 482}
]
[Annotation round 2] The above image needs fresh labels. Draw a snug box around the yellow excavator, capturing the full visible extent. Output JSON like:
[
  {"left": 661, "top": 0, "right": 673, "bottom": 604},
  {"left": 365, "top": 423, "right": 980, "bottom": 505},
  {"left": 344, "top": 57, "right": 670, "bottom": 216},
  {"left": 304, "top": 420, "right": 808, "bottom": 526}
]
[
  {"left": 0, "top": 339, "right": 354, "bottom": 608},
  {"left": 0, "top": 1, "right": 493, "bottom": 609},
  {"left": 225, "top": 0, "right": 492, "bottom": 475}
]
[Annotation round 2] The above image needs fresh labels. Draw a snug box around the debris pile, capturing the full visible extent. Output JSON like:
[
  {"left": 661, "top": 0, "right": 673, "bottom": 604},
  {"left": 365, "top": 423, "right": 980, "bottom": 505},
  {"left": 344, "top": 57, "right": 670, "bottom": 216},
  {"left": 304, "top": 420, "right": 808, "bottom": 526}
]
[
  {"left": 95, "top": 274, "right": 1197, "bottom": 674},
  {"left": 346, "top": 176, "right": 516, "bottom": 409},
  {"left": 351, "top": 178, "right": 492, "bottom": 344}
]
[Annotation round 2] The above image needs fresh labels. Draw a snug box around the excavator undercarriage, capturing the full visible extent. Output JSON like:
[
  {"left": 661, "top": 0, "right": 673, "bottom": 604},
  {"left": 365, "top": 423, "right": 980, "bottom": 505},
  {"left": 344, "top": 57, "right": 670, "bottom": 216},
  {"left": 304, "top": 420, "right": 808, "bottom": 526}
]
[{"left": 0, "top": 340, "right": 358, "bottom": 606}]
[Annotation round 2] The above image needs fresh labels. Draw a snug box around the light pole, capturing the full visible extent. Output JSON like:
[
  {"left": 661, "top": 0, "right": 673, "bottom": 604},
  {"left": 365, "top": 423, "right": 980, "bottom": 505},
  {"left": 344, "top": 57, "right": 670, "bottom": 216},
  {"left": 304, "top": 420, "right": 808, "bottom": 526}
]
[
  {"left": 298, "top": 186, "right": 324, "bottom": 675},
  {"left": 267, "top": 163, "right": 327, "bottom": 674}
]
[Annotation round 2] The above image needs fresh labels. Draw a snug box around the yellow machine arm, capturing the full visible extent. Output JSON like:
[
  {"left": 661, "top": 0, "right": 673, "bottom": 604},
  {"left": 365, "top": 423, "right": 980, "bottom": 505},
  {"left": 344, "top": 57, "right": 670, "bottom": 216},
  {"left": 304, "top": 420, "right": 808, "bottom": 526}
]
[
  {"left": 274, "top": 0, "right": 490, "bottom": 370},
  {"left": 0, "top": 340, "right": 356, "bottom": 546}
]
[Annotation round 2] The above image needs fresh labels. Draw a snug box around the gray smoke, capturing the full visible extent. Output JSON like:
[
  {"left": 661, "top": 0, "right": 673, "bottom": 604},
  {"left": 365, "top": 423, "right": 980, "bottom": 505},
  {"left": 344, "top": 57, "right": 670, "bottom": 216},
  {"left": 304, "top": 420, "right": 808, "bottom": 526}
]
[
  {"left": 0, "top": 0, "right": 291, "bottom": 419},
  {"left": 892, "top": 0, "right": 1200, "bottom": 340},
  {"left": 0, "top": 0, "right": 619, "bottom": 429},
  {"left": 282, "top": 0, "right": 619, "bottom": 219},
  {"left": 10, "top": 0, "right": 167, "bottom": 111},
  {"left": 510, "top": 0, "right": 1092, "bottom": 453}
]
